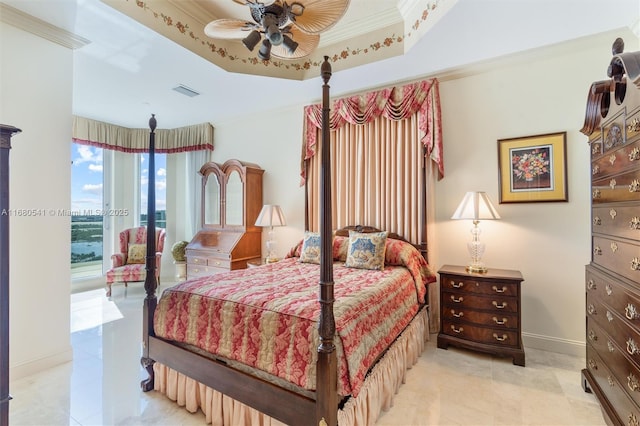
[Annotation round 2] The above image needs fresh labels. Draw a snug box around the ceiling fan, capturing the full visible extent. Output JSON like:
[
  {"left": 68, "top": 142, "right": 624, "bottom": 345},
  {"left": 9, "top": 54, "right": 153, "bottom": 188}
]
[{"left": 204, "top": 0, "right": 350, "bottom": 61}]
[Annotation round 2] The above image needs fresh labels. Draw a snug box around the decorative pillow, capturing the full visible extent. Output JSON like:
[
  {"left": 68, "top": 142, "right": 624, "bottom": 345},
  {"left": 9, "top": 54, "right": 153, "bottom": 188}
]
[
  {"left": 345, "top": 231, "right": 388, "bottom": 270},
  {"left": 127, "top": 244, "right": 146, "bottom": 264},
  {"left": 299, "top": 231, "right": 321, "bottom": 264}
]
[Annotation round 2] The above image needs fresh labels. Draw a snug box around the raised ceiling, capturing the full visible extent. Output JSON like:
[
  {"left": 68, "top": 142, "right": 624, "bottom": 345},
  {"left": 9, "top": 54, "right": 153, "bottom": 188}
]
[{"left": 102, "top": 0, "right": 458, "bottom": 80}]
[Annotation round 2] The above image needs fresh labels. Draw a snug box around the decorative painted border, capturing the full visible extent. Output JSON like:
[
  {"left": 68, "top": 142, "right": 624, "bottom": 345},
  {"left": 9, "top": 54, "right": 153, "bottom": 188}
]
[{"left": 129, "top": 0, "right": 445, "bottom": 72}]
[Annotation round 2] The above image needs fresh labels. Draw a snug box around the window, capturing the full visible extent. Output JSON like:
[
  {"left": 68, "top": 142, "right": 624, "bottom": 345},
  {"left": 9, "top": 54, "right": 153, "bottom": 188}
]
[
  {"left": 140, "top": 152, "right": 167, "bottom": 229},
  {"left": 70, "top": 144, "right": 104, "bottom": 278}
]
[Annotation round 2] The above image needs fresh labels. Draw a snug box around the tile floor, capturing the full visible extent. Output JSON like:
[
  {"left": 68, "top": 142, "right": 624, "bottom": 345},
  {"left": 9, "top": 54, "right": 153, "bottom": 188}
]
[{"left": 9, "top": 284, "right": 606, "bottom": 425}]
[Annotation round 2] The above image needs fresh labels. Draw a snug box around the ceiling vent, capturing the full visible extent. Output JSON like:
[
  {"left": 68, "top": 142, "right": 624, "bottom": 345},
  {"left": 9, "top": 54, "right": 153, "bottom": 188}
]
[{"left": 172, "top": 84, "right": 200, "bottom": 97}]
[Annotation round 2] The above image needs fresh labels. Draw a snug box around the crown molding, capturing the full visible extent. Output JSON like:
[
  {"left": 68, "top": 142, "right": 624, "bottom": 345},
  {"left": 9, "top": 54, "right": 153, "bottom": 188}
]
[{"left": 0, "top": 2, "right": 90, "bottom": 49}]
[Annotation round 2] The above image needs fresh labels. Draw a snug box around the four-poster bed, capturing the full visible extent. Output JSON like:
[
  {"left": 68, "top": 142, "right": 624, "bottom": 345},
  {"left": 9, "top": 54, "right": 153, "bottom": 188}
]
[{"left": 140, "top": 57, "right": 436, "bottom": 425}]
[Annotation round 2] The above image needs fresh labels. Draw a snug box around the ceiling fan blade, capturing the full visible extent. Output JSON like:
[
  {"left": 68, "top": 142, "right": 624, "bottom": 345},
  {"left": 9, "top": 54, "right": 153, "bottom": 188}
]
[
  {"left": 204, "top": 19, "right": 255, "bottom": 39},
  {"left": 271, "top": 29, "right": 319, "bottom": 59},
  {"left": 288, "top": 0, "right": 350, "bottom": 34},
  {"left": 233, "top": 0, "right": 276, "bottom": 5}
]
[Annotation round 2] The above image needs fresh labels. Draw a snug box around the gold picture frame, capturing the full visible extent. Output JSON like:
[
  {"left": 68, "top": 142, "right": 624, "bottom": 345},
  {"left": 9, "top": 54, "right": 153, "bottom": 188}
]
[{"left": 497, "top": 132, "right": 568, "bottom": 203}]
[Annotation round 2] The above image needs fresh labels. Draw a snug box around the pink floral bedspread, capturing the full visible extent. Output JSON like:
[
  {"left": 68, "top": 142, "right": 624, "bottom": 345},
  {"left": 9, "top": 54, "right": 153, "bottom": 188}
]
[{"left": 154, "top": 239, "right": 435, "bottom": 397}]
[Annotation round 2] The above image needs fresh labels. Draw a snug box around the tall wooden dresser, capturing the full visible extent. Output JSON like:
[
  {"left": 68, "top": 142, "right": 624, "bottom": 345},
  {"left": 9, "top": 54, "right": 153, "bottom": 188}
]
[
  {"left": 186, "top": 159, "right": 264, "bottom": 278},
  {"left": 581, "top": 38, "right": 640, "bottom": 425}
]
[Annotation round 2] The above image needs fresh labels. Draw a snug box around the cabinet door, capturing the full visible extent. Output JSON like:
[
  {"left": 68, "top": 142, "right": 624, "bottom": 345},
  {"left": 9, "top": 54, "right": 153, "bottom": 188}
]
[
  {"left": 204, "top": 173, "right": 221, "bottom": 226},
  {"left": 225, "top": 170, "right": 244, "bottom": 226}
]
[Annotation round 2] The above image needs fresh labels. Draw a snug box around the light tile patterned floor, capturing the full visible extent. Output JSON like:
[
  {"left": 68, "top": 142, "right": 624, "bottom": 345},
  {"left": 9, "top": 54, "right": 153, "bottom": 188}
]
[{"left": 9, "top": 284, "right": 605, "bottom": 425}]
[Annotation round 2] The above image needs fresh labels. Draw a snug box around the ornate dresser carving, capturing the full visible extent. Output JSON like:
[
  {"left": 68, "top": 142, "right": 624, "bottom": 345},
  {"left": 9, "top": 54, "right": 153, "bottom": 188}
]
[{"left": 581, "top": 38, "right": 640, "bottom": 425}]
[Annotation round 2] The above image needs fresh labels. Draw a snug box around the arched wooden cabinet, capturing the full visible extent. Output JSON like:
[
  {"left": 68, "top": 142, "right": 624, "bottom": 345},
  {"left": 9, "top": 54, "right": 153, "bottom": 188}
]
[{"left": 186, "top": 159, "right": 264, "bottom": 278}]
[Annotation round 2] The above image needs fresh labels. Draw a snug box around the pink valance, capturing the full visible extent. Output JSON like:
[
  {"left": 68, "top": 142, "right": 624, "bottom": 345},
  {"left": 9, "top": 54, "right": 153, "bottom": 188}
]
[
  {"left": 72, "top": 116, "right": 214, "bottom": 153},
  {"left": 301, "top": 79, "right": 443, "bottom": 184}
]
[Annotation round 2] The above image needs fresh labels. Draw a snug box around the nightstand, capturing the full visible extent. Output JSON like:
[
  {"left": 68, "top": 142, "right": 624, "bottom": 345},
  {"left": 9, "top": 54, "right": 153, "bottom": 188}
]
[{"left": 437, "top": 264, "right": 525, "bottom": 366}]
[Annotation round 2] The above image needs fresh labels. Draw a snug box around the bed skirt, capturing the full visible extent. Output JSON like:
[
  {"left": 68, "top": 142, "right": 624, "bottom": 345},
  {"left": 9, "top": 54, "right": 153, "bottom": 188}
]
[{"left": 153, "top": 307, "right": 429, "bottom": 426}]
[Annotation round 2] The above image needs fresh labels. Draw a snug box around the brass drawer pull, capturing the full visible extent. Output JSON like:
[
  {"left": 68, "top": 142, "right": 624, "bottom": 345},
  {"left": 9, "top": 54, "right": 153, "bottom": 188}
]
[
  {"left": 451, "top": 280, "right": 464, "bottom": 288},
  {"left": 631, "top": 216, "right": 640, "bottom": 230},
  {"left": 193, "top": 258, "right": 200, "bottom": 263},
  {"left": 492, "top": 285, "right": 506, "bottom": 293},
  {"left": 608, "top": 340, "right": 615, "bottom": 352},
  {"left": 492, "top": 317, "right": 508, "bottom": 325},
  {"left": 450, "top": 325, "right": 463, "bottom": 334},
  {"left": 593, "top": 246, "right": 602, "bottom": 256},
  {"left": 630, "top": 413, "right": 639, "bottom": 426},
  {"left": 607, "top": 375, "right": 615, "bottom": 387},
  {"left": 593, "top": 216, "right": 602, "bottom": 226},
  {"left": 492, "top": 301, "right": 507, "bottom": 309},
  {"left": 492, "top": 333, "right": 508, "bottom": 342},
  {"left": 630, "top": 179, "right": 640, "bottom": 192},
  {"left": 451, "top": 310, "right": 464, "bottom": 318},
  {"left": 588, "top": 359, "right": 597, "bottom": 370},
  {"left": 628, "top": 373, "right": 640, "bottom": 392},
  {"left": 630, "top": 146, "right": 640, "bottom": 161},
  {"left": 632, "top": 258, "right": 640, "bottom": 271},
  {"left": 214, "top": 261, "right": 221, "bottom": 265},
  {"left": 588, "top": 304, "right": 597, "bottom": 315},
  {"left": 587, "top": 279, "right": 596, "bottom": 290},
  {"left": 627, "top": 338, "right": 639, "bottom": 356},
  {"left": 606, "top": 284, "right": 612, "bottom": 296},
  {"left": 626, "top": 303, "right": 640, "bottom": 320},
  {"left": 450, "top": 295, "right": 464, "bottom": 303},
  {"left": 588, "top": 330, "right": 597, "bottom": 342},
  {"left": 610, "top": 209, "right": 618, "bottom": 219}
]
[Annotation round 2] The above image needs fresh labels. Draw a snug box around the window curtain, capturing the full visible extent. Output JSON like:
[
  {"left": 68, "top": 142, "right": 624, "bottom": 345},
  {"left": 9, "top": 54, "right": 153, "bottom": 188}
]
[
  {"left": 72, "top": 116, "right": 214, "bottom": 153},
  {"left": 301, "top": 79, "right": 442, "bottom": 332}
]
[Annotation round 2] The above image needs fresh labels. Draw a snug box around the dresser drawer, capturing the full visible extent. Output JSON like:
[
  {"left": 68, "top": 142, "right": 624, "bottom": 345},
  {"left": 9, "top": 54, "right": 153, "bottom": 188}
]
[
  {"left": 586, "top": 345, "right": 640, "bottom": 423},
  {"left": 441, "top": 320, "right": 520, "bottom": 348},
  {"left": 442, "top": 307, "right": 519, "bottom": 330},
  {"left": 591, "top": 138, "right": 640, "bottom": 180},
  {"left": 592, "top": 168, "right": 640, "bottom": 203},
  {"left": 440, "top": 274, "right": 518, "bottom": 297},
  {"left": 587, "top": 267, "right": 640, "bottom": 327},
  {"left": 587, "top": 300, "right": 640, "bottom": 367},
  {"left": 592, "top": 236, "right": 640, "bottom": 282},
  {"left": 442, "top": 290, "right": 517, "bottom": 313},
  {"left": 588, "top": 318, "right": 640, "bottom": 409},
  {"left": 592, "top": 204, "right": 640, "bottom": 241}
]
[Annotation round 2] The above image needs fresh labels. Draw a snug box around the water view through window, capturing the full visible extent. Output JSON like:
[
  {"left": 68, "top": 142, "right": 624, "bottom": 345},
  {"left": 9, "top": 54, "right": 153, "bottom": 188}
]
[
  {"left": 71, "top": 144, "right": 104, "bottom": 278},
  {"left": 140, "top": 153, "right": 167, "bottom": 229}
]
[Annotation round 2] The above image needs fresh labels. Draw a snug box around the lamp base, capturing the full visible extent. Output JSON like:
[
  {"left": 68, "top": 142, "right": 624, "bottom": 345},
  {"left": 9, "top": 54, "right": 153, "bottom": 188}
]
[{"left": 466, "top": 264, "right": 488, "bottom": 273}]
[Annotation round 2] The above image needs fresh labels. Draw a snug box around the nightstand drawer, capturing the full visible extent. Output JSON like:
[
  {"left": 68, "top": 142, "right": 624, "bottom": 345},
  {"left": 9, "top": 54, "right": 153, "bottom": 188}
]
[
  {"left": 442, "top": 307, "right": 519, "bottom": 329},
  {"left": 440, "top": 275, "right": 518, "bottom": 297},
  {"left": 441, "top": 320, "right": 520, "bottom": 348},
  {"left": 442, "top": 290, "right": 517, "bottom": 313}
]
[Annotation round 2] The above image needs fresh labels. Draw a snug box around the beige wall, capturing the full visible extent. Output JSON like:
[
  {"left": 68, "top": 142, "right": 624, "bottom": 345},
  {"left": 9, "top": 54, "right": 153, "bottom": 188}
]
[
  {"left": 212, "top": 29, "right": 639, "bottom": 355},
  {"left": 1, "top": 22, "right": 73, "bottom": 378}
]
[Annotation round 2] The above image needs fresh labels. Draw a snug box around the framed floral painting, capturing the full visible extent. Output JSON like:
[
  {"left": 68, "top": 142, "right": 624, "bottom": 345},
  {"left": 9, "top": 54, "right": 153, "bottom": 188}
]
[{"left": 497, "top": 132, "right": 568, "bottom": 203}]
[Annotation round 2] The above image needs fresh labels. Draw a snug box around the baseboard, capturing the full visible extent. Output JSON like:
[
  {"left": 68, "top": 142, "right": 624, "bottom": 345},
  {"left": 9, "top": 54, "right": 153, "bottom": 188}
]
[
  {"left": 10, "top": 346, "right": 73, "bottom": 380},
  {"left": 522, "top": 332, "right": 585, "bottom": 357}
]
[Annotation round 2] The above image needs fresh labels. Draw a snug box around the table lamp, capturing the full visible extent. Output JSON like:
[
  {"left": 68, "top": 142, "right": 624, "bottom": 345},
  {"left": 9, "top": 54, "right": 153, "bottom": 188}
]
[
  {"left": 255, "top": 204, "right": 286, "bottom": 263},
  {"left": 451, "top": 191, "right": 500, "bottom": 273}
]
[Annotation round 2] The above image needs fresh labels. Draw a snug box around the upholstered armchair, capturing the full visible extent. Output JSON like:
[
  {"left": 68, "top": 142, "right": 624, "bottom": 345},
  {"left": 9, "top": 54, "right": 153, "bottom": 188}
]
[{"left": 105, "top": 226, "right": 166, "bottom": 297}]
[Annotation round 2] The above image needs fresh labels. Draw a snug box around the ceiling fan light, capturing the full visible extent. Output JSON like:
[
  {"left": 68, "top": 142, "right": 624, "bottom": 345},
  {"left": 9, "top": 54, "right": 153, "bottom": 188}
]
[
  {"left": 242, "top": 30, "right": 262, "bottom": 51},
  {"left": 266, "top": 25, "right": 283, "bottom": 46},
  {"left": 281, "top": 34, "right": 298, "bottom": 54},
  {"left": 258, "top": 39, "right": 272, "bottom": 60}
]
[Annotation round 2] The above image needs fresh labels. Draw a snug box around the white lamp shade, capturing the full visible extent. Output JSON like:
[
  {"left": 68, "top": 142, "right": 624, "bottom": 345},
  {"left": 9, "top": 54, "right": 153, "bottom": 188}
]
[
  {"left": 451, "top": 192, "right": 500, "bottom": 220},
  {"left": 255, "top": 205, "right": 286, "bottom": 227}
]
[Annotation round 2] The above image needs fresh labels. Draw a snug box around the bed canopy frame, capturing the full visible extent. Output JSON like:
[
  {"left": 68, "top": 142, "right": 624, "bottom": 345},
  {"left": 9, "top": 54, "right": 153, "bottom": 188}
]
[{"left": 140, "top": 57, "right": 341, "bottom": 425}]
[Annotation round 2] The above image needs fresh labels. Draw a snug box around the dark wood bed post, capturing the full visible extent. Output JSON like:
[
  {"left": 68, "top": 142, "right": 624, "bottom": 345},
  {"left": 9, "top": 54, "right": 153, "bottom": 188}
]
[
  {"left": 316, "top": 56, "right": 338, "bottom": 426},
  {"left": 0, "top": 125, "right": 21, "bottom": 426},
  {"left": 141, "top": 114, "right": 158, "bottom": 392}
]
